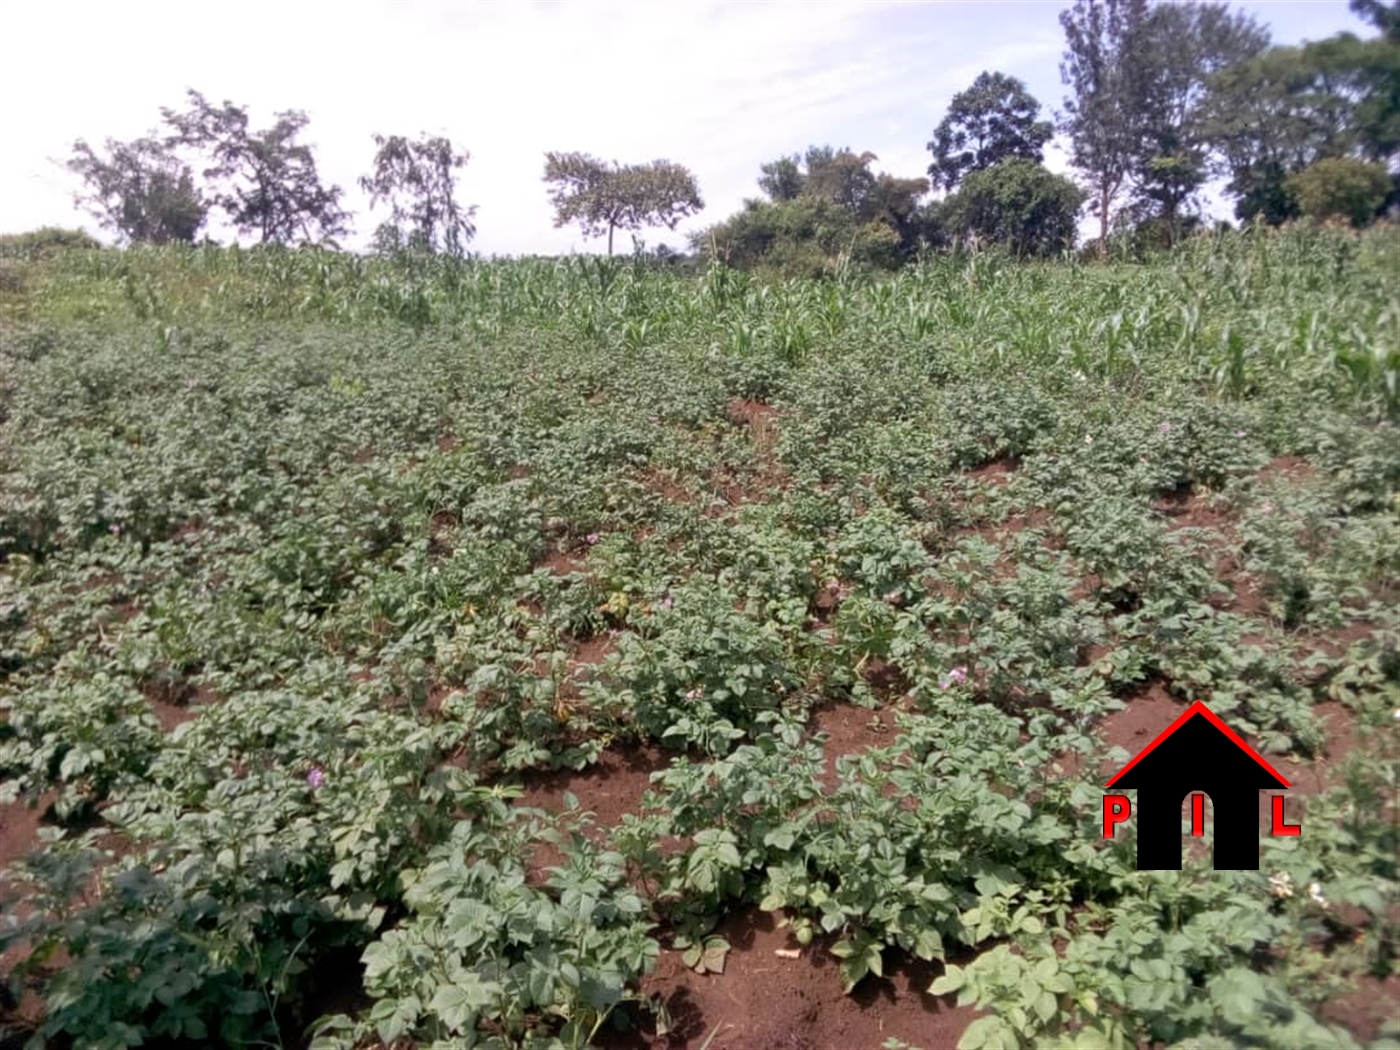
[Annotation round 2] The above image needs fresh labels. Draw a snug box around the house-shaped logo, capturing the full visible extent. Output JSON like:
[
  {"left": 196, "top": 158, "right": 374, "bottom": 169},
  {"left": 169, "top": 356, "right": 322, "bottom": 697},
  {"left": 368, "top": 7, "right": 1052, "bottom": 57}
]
[{"left": 1103, "top": 701, "right": 1300, "bottom": 870}]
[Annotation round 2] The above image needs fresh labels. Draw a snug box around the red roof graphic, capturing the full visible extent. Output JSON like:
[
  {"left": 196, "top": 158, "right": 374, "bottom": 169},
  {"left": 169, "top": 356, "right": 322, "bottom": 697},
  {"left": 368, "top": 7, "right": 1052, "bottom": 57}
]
[{"left": 1104, "top": 700, "right": 1290, "bottom": 789}]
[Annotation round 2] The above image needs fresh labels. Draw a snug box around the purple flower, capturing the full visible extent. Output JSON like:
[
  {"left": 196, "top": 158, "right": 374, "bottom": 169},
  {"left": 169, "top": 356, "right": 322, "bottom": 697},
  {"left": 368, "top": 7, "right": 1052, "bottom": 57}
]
[
  {"left": 108, "top": 523, "right": 122, "bottom": 535},
  {"left": 1234, "top": 430, "right": 1247, "bottom": 438},
  {"left": 659, "top": 596, "right": 674, "bottom": 610},
  {"left": 306, "top": 768, "right": 327, "bottom": 790},
  {"left": 685, "top": 688, "right": 703, "bottom": 700},
  {"left": 939, "top": 666, "right": 968, "bottom": 690},
  {"left": 586, "top": 533, "right": 600, "bottom": 546},
  {"left": 1159, "top": 423, "right": 1173, "bottom": 434}
]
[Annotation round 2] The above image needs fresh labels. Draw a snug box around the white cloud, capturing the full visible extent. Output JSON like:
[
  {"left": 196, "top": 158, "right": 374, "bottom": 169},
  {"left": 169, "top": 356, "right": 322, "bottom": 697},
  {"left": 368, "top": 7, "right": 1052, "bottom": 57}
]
[{"left": 0, "top": 0, "right": 1365, "bottom": 255}]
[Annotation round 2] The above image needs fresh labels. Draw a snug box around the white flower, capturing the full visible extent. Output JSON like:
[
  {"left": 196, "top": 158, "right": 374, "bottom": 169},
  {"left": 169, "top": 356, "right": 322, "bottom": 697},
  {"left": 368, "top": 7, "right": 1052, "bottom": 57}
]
[
  {"left": 1307, "top": 882, "right": 1329, "bottom": 909},
  {"left": 1268, "top": 872, "right": 1294, "bottom": 899}
]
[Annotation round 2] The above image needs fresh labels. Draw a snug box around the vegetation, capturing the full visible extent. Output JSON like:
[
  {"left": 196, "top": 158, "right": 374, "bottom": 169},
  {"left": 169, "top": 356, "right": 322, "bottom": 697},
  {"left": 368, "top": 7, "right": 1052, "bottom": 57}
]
[
  {"left": 927, "top": 71, "right": 1054, "bottom": 194},
  {"left": 699, "top": 147, "right": 931, "bottom": 276},
  {"left": 0, "top": 224, "right": 1396, "bottom": 1049},
  {"left": 2, "top": 3, "right": 1398, "bottom": 1048},
  {"left": 360, "top": 134, "right": 477, "bottom": 257},
  {"left": 1287, "top": 158, "right": 1395, "bottom": 226},
  {"left": 161, "top": 89, "right": 351, "bottom": 247},
  {"left": 941, "top": 158, "right": 1084, "bottom": 257},
  {"left": 542, "top": 153, "right": 704, "bottom": 257},
  {"left": 66, "top": 136, "right": 207, "bottom": 246}
]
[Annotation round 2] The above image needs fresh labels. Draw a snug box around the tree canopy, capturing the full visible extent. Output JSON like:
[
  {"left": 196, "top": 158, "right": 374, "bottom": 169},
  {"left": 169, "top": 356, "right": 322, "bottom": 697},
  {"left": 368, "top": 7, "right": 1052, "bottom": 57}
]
[
  {"left": 163, "top": 89, "right": 350, "bottom": 247},
  {"left": 543, "top": 153, "right": 703, "bottom": 256},
  {"left": 942, "top": 159, "right": 1085, "bottom": 257},
  {"left": 361, "top": 134, "right": 476, "bottom": 256},
  {"left": 699, "top": 146, "right": 930, "bottom": 274},
  {"left": 927, "top": 71, "right": 1053, "bottom": 193},
  {"left": 66, "top": 135, "right": 206, "bottom": 245}
]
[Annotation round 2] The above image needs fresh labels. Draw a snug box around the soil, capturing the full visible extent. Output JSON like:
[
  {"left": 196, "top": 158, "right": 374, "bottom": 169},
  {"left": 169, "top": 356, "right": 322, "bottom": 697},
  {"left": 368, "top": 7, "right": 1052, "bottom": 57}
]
[
  {"left": 967, "top": 457, "right": 1020, "bottom": 486},
  {"left": 809, "top": 701, "right": 906, "bottom": 790},
  {"left": 0, "top": 793, "right": 54, "bottom": 875},
  {"left": 1258, "top": 455, "right": 1316, "bottom": 483},
  {"left": 1318, "top": 973, "right": 1400, "bottom": 1045},
  {"left": 512, "top": 743, "right": 673, "bottom": 833},
  {"left": 541, "top": 547, "right": 591, "bottom": 577},
  {"left": 600, "top": 907, "right": 982, "bottom": 1050}
]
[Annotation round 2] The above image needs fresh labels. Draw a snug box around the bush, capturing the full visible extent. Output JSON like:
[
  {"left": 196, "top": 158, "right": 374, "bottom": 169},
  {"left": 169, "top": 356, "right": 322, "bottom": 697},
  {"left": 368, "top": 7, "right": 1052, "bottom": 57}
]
[
  {"left": 942, "top": 159, "right": 1085, "bottom": 258},
  {"left": 1285, "top": 158, "right": 1392, "bottom": 227},
  {"left": 0, "top": 227, "right": 102, "bottom": 260}
]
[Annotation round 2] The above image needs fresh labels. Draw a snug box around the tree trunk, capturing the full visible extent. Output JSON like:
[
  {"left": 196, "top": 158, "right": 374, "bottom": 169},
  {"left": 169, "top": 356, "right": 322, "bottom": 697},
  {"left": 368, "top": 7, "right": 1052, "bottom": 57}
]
[
  {"left": 607, "top": 223, "right": 615, "bottom": 257},
  {"left": 1098, "top": 185, "right": 1111, "bottom": 260}
]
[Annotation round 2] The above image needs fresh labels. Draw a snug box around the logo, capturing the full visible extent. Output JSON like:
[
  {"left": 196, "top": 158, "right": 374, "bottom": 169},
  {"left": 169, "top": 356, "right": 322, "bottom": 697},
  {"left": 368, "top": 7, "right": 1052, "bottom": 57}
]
[{"left": 1102, "top": 701, "right": 1301, "bottom": 870}]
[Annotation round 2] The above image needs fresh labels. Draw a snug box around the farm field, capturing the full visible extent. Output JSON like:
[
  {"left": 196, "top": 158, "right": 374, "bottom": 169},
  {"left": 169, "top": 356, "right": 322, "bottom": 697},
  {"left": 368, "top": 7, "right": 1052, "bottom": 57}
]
[{"left": 0, "top": 227, "right": 1398, "bottom": 1049}]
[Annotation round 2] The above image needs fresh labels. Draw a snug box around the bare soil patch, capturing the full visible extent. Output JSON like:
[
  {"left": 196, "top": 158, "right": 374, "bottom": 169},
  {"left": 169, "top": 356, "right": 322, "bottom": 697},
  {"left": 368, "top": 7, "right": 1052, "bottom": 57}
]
[
  {"left": 809, "top": 701, "right": 905, "bottom": 790},
  {"left": 1259, "top": 456, "right": 1316, "bottom": 483},
  {"left": 602, "top": 906, "right": 980, "bottom": 1050},
  {"left": 513, "top": 744, "right": 672, "bottom": 833},
  {"left": 540, "top": 548, "right": 591, "bottom": 577}
]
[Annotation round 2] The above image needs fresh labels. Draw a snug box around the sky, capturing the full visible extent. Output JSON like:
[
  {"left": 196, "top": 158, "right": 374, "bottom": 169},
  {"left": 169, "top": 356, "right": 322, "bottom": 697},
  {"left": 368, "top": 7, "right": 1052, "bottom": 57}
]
[{"left": 0, "top": 0, "right": 1372, "bottom": 257}]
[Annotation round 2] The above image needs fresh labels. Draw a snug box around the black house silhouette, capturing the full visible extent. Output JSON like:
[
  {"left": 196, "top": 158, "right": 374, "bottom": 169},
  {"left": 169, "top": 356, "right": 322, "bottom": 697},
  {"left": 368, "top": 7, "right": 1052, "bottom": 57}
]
[{"left": 1106, "top": 701, "right": 1290, "bottom": 870}]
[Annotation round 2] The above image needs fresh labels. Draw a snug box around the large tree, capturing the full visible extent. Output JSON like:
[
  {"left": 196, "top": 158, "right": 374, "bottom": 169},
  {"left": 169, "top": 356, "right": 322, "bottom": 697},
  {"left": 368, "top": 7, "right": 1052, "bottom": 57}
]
[
  {"left": 942, "top": 158, "right": 1085, "bottom": 257},
  {"left": 361, "top": 133, "right": 476, "bottom": 256},
  {"left": 1058, "top": 0, "right": 1156, "bottom": 255},
  {"left": 543, "top": 152, "right": 703, "bottom": 256},
  {"left": 66, "top": 135, "right": 206, "bottom": 245},
  {"left": 162, "top": 89, "right": 350, "bottom": 246},
  {"left": 927, "top": 71, "right": 1054, "bottom": 193},
  {"left": 1201, "top": 16, "right": 1399, "bottom": 223},
  {"left": 1132, "top": 3, "right": 1269, "bottom": 239}
]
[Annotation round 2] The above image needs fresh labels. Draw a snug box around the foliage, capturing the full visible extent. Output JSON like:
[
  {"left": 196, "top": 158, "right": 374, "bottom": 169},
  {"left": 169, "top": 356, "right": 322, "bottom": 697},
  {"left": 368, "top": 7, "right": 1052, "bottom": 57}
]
[
  {"left": 0, "top": 225, "right": 1396, "bottom": 1049},
  {"left": 361, "top": 133, "right": 477, "bottom": 257},
  {"left": 1287, "top": 158, "right": 1393, "bottom": 227},
  {"left": 1202, "top": 17, "right": 1400, "bottom": 224},
  {"left": 1130, "top": 3, "right": 1270, "bottom": 239},
  {"left": 941, "top": 159, "right": 1085, "bottom": 257},
  {"left": 543, "top": 152, "right": 703, "bottom": 256},
  {"left": 1058, "top": 0, "right": 1158, "bottom": 253},
  {"left": 66, "top": 135, "right": 207, "bottom": 245},
  {"left": 163, "top": 88, "right": 350, "bottom": 246},
  {"left": 701, "top": 147, "right": 930, "bottom": 274},
  {"left": 927, "top": 71, "right": 1054, "bottom": 193}
]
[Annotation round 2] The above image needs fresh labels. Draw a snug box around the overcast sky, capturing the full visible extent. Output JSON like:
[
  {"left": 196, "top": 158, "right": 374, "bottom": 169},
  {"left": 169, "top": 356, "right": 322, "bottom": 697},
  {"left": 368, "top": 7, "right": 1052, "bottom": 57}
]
[{"left": 0, "top": 0, "right": 1369, "bottom": 256}]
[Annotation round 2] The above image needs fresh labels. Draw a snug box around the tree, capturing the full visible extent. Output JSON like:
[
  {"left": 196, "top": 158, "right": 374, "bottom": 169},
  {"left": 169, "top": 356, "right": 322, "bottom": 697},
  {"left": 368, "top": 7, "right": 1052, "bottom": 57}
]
[
  {"left": 543, "top": 152, "right": 703, "bottom": 256},
  {"left": 757, "top": 155, "right": 805, "bottom": 201},
  {"left": 361, "top": 134, "right": 476, "bottom": 256},
  {"left": 163, "top": 89, "right": 350, "bottom": 246},
  {"left": 927, "top": 71, "right": 1054, "bottom": 193},
  {"left": 693, "top": 196, "right": 902, "bottom": 277},
  {"left": 942, "top": 159, "right": 1085, "bottom": 257},
  {"left": 66, "top": 135, "right": 206, "bottom": 245},
  {"left": 1058, "top": 0, "right": 1157, "bottom": 255},
  {"left": 1202, "top": 23, "right": 1399, "bottom": 223},
  {"left": 754, "top": 146, "right": 929, "bottom": 254},
  {"left": 1286, "top": 157, "right": 1391, "bottom": 224},
  {"left": 699, "top": 147, "right": 931, "bottom": 275},
  {"left": 1132, "top": 3, "right": 1269, "bottom": 239},
  {"left": 1351, "top": 0, "right": 1400, "bottom": 42}
]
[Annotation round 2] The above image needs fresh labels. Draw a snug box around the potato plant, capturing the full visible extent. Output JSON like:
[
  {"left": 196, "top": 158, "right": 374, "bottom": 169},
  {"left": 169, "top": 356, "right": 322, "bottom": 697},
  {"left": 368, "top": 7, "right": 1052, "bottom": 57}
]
[{"left": 0, "top": 226, "right": 1396, "bottom": 1048}]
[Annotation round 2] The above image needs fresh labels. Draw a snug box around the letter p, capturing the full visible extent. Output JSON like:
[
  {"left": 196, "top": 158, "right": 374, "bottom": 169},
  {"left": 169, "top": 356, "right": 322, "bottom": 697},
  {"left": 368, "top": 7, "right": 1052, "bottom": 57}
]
[{"left": 1103, "top": 794, "right": 1131, "bottom": 838}]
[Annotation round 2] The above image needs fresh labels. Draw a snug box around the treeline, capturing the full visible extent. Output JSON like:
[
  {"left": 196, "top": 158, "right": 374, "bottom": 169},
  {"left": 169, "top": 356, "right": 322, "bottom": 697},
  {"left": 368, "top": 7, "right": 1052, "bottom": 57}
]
[{"left": 58, "top": 0, "right": 1399, "bottom": 272}]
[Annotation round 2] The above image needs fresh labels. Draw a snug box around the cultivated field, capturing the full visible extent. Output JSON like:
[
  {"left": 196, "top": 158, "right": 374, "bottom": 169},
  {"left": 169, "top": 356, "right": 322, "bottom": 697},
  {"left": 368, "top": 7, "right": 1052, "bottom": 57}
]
[{"left": 0, "top": 227, "right": 1397, "bottom": 1049}]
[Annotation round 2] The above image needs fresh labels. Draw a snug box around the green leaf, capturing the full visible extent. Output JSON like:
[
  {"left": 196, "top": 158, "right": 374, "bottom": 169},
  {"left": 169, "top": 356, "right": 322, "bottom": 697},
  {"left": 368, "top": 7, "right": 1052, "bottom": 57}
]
[{"left": 929, "top": 965, "right": 965, "bottom": 996}]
